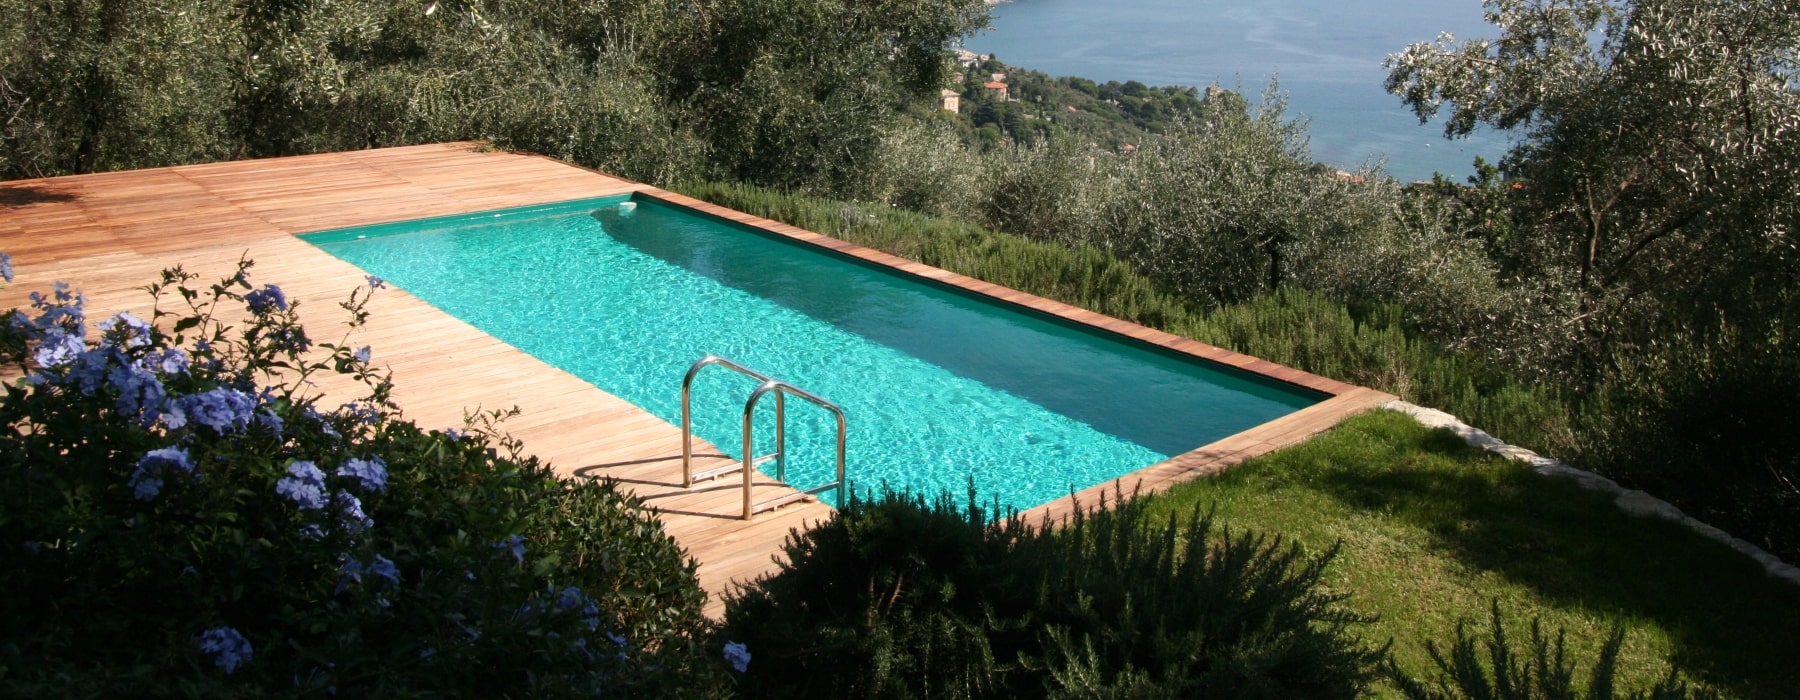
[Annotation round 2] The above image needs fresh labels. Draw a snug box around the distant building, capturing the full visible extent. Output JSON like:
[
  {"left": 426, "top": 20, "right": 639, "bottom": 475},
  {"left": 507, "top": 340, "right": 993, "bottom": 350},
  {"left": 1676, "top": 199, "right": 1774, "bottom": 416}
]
[
  {"left": 953, "top": 49, "right": 989, "bottom": 69},
  {"left": 990, "top": 72, "right": 1006, "bottom": 83},
  {"left": 983, "top": 80, "right": 1009, "bottom": 101},
  {"left": 1121, "top": 143, "right": 1137, "bottom": 154},
  {"left": 1203, "top": 85, "right": 1225, "bottom": 103},
  {"left": 941, "top": 89, "right": 961, "bottom": 113}
]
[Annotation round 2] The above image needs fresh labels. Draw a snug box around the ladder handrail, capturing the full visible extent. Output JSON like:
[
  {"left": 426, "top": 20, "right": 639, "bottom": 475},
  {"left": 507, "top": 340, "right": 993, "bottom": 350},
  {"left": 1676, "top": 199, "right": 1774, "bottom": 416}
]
[
  {"left": 679, "top": 354, "right": 848, "bottom": 520},
  {"left": 681, "top": 355, "right": 774, "bottom": 486},
  {"left": 741, "top": 380, "right": 847, "bottom": 520}
]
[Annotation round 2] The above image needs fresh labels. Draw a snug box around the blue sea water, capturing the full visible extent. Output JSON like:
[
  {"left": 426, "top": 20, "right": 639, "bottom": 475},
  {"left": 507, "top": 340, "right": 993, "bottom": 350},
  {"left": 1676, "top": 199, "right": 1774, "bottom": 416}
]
[
  {"left": 965, "top": 0, "right": 1510, "bottom": 182},
  {"left": 303, "top": 198, "right": 1321, "bottom": 513}
]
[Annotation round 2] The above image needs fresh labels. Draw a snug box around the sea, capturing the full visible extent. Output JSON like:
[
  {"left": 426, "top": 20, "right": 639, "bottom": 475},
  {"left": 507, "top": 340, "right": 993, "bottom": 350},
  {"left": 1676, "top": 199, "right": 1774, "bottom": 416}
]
[{"left": 963, "top": 0, "right": 1510, "bottom": 182}]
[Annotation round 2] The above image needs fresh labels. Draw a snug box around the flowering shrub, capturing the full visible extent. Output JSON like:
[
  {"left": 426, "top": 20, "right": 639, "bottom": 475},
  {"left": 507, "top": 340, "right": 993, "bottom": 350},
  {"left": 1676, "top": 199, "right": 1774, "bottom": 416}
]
[{"left": 0, "top": 257, "right": 729, "bottom": 696}]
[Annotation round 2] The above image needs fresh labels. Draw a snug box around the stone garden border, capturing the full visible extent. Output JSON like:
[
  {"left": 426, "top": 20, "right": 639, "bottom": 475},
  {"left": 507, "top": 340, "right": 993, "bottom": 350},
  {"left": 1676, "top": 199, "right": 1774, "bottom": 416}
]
[{"left": 1385, "top": 401, "right": 1800, "bottom": 586}]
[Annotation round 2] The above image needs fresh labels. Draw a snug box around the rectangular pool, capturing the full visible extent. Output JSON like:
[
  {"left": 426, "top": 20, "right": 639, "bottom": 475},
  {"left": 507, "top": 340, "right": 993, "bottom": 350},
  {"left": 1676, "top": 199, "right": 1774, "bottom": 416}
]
[{"left": 300, "top": 195, "right": 1324, "bottom": 513}]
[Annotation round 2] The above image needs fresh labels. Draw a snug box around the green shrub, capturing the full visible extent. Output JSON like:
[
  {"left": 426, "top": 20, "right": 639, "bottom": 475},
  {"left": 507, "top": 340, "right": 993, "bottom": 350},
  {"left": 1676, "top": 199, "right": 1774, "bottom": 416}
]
[
  {"left": 1386, "top": 602, "right": 1717, "bottom": 700},
  {"left": 722, "top": 489, "right": 1383, "bottom": 698},
  {"left": 0, "top": 258, "right": 729, "bottom": 696}
]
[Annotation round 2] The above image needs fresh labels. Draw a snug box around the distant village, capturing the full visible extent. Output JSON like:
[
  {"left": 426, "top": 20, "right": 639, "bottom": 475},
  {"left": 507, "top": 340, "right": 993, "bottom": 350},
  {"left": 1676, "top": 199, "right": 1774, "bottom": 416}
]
[{"left": 943, "top": 49, "right": 1360, "bottom": 182}]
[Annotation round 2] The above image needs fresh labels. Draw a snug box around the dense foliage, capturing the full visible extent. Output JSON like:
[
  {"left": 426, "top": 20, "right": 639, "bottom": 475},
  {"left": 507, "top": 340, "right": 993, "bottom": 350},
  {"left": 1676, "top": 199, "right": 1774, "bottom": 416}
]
[
  {"left": 0, "top": 0, "right": 987, "bottom": 190},
  {"left": 0, "top": 260, "right": 728, "bottom": 696},
  {"left": 1386, "top": 0, "right": 1800, "bottom": 560},
  {"left": 722, "top": 490, "right": 1384, "bottom": 698}
]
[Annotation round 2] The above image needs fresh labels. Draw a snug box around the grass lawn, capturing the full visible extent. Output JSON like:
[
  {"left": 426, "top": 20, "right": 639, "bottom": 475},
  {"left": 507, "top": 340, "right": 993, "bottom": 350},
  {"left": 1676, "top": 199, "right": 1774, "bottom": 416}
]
[{"left": 1138, "top": 410, "right": 1800, "bottom": 699}]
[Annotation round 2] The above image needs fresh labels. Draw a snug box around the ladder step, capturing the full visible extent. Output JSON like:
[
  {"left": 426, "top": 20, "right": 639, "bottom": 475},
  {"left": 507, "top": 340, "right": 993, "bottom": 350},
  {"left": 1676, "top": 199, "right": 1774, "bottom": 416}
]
[
  {"left": 690, "top": 453, "right": 779, "bottom": 483},
  {"left": 690, "top": 464, "right": 743, "bottom": 482},
  {"left": 752, "top": 490, "right": 815, "bottom": 514}
]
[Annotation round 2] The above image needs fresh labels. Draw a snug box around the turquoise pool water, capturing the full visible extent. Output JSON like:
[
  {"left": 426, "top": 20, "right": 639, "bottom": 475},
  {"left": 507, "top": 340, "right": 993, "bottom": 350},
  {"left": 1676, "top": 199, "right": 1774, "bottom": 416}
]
[{"left": 301, "top": 196, "right": 1322, "bottom": 512}]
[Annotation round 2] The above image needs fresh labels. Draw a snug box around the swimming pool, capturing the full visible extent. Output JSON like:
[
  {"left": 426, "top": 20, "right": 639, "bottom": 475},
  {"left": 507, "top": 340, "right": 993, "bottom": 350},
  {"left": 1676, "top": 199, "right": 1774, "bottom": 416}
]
[{"left": 301, "top": 195, "right": 1324, "bottom": 513}]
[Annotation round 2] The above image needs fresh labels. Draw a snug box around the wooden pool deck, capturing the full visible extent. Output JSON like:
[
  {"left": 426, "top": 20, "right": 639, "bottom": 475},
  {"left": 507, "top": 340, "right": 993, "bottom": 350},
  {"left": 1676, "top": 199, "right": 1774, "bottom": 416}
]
[{"left": 0, "top": 143, "right": 1393, "bottom": 616}]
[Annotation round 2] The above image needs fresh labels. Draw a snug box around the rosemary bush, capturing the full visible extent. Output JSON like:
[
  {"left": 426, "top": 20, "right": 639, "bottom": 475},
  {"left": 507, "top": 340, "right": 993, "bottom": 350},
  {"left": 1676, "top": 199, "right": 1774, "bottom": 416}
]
[{"left": 722, "top": 489, "right": 1383, "bottom": 698}]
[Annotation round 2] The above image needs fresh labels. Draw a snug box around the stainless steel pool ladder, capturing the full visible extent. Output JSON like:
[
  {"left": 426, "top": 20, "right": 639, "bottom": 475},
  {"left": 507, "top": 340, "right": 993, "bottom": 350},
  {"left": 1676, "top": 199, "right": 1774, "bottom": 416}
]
[{"left": 680, "top": 355, "right": 847, "bottom": 521}]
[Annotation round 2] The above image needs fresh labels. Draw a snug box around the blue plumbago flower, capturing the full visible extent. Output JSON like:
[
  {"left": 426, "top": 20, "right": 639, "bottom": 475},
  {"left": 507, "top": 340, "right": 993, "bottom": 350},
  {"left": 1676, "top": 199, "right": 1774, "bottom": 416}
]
[
  {"left": 554, "top": 586, "right": 585, "bottom": 611},
  {"left": 581, "top": 601, "right": 601, "bottom": 630},
  {"left": 25, "top": 283, "right": 86, "bottom": 339},
  {"left": 256, "top": 406, "right": 283, "bottom": 435},
  {"left": 336, "top": 456, "right": 387, "bottom": 494},
  {"left": 142, "top": 347, "right": 189, "bottom": 375},
  {"left": 160, "top": 400, "right": 189, "bottom": 430},
  {"left": 0, "top": 252, "right": 13, "bottom": 282},
  {"left": 276, "top": 461, "right": 327, "bottom": 510},
  {"left": 197, "top": 627, "right": 253, "bottom": 674},
  {"left": 109, "top": 363, "right": 167, "bottom": 427},
  {"left": 176, "top": 388, "right": 256, "bottom": 434},
  {"left": 444, "top": 428, "right": 464, "bottom": 441},
  {"left": 353, "top": 346, "right": 372, "bottom": 364},
  {"left": 366, "top": 275, "right": 386, "bottom": 290},
  {"left": 130, "top": 447, "right": 194, "bottom": 501},
  {"left": 497, "top": 534, "right": 526, "bottom": 564},
  {"left": 299, "top": 524, "right": 324, "bottom": 540},
  {"left": 334, "top": 491, "right": 371, "bottom": 532},
  {"left": 32, "top": 328, "right": 85, "bottom": 368},
  {"left": 97, "top": 311, "right": 151, "bottom": 349},
  {"left": 243, "top": 284, "right": 288, "bottom": 314},
  {"left": 67, "top": 349, "right": 112, "bottom": 394},
  {"left": 368, "top": 554, "right": 399, "bottom": 585},
  {"left": 723, "top": 641, "right": 751, "bottom": 673},
  {"left": 607, "top": 632, "right": 627, "bottom": 647},
  {"left": 341, "top": 401, "right": 381, "bottom": 424},
  {"left": 23, "top": 541, "right": 40, "bottom": 553},
  {"left": 335, "top": 557, "right": 366, "bottom": 594}
]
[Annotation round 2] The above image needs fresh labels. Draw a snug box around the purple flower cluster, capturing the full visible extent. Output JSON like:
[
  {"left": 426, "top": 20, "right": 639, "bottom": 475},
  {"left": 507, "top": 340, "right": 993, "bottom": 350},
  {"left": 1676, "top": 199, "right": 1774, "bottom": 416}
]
[
  {"left": 129, "top": 447, "right": 195, "bottom": 501},
  {"left": 243, "top": 284, "right": 288, "bottom": 315},
  {"left": 336, "top": 457, "right": 388, "bottom": 494},
  {"left": 32, "top": 329, "right": 85, "bottom": 368},
  {"left": 197, "top": 627, "right": 253, "bottom": 674},
  {"left": 335, "top": 491, "right": 371, "bottom": 532},
  {"left": 170, "top": 388, "right": 256, "bottom": 434},
  {"left": 276, "top": 461, "right": 327, "bottom": 510},
  {"left": 335, "top": 553, "right": 400, "bottom": 593},
  {"left": 109, "top": 363, "right": 167, "bottom": 427},
  {"left": 723, "top": 641, "right": 752, "bottom": 673},
  {"left": 97, "top": 312, "right": 151, "bottom": 350},
  {"left": 497, "top": 534, "right": 526, "bottom": 564},
  {"left": 1, "top": 252, "right": 13, "bottom": 282}
]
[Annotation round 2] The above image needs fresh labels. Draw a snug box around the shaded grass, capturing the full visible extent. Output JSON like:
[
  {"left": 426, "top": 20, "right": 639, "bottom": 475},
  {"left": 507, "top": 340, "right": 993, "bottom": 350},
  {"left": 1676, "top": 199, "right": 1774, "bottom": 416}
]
[{"left": 1139, "top": 410, "right": 1800, "bottom": 699}]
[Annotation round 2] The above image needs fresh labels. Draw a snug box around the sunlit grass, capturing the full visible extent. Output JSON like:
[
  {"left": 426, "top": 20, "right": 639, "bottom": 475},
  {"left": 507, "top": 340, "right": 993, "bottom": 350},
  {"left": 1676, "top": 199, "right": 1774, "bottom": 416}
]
[{"left": 1140, "top": 410, "right": 1800, "bottom": 698}]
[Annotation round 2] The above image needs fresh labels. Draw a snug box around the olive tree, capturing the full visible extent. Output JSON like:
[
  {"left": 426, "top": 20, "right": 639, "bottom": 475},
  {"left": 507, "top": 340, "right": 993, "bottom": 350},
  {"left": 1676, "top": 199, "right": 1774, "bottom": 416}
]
[
  {"left": 1386, "top": 0, "right": 1800, "bottom": 561},
  {"left": 1385, "top": 0, "right": 1800, "bottom": 381}
]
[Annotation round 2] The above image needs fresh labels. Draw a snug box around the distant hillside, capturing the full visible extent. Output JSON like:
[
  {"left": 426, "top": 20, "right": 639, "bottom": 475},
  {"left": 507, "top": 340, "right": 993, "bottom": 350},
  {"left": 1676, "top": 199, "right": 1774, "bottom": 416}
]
[{"left": 933, "top": 54, "right": 1231, "bottom": 151}]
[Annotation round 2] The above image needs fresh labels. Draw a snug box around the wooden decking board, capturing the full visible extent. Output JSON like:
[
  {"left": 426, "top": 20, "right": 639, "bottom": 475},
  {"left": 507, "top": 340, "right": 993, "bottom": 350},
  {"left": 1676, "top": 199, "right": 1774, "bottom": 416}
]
[{"left": 4, "top": 143, "right": 1394, "bottom": 617}]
